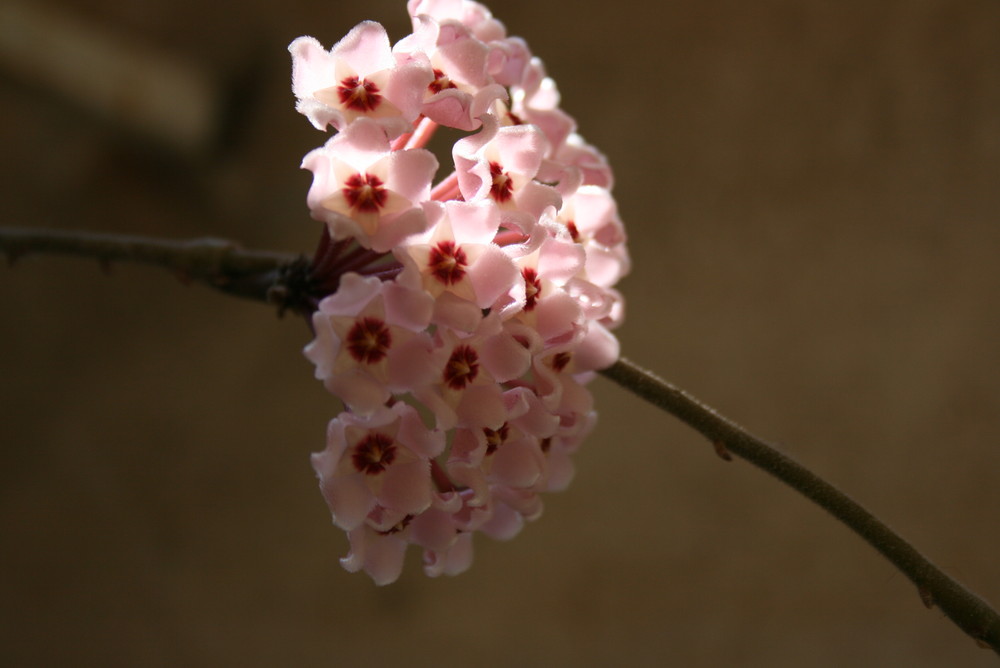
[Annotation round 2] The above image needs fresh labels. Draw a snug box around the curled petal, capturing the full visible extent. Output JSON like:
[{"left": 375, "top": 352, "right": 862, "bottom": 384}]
[
  {"left": 319, "top": 465, "right": 376, "bottom": 531},
  {"left": 341, "top": 526, "right": 408, "bottom": 585},
  {"left": 456, "top": 383, "right": 507, "bottom": 429},
  {"left": 572, "top": 321, "right": 620, "bottom": 372},
  {"left": 410, "top": 507, "right": 460, "bottom": 552},
  {"left": 489, "top": 437, "right": 544, "bottom": 488},
  {"left": 478, "top": 500, "right": 524, "bottom": 540},
  {"left": 480, "top": 327, "right": 531, "bottom": 382},
  {"left": 379, "top": 459, "right": 433, "bottom": 515},
  {"left": 504, "top": 387, "right": 559, "bottom": 438},
  {"left": 467, "top": 245, "right": 518, "bottom": 307},
  {"left": 423, "top": 532, "right": 475, "bottom": 577}
]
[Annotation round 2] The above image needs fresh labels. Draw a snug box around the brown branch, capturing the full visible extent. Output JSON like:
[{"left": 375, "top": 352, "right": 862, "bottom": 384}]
[
  {"left": 0, "top": 226, "right": 300, "bottom": 306},
  {"left": 599, "top": 357, "right": 1000, "bottom": 654}
]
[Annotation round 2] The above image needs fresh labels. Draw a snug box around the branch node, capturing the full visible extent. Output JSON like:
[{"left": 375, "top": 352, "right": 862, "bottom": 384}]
[
  {"left": 713, "top": 440, "right": 733, "bottom": 461},
  {"left": 918, "top": 586, "right": 935, "bottom": 609}
]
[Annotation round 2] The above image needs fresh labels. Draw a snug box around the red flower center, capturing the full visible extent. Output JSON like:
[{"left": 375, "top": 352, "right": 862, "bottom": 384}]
[
  {"left": 342, "top": 173, "right": 388, "bottom": 214},
  {"left": 443, "top": 345, "right": 479, "bottom": 390},
  {"left": 551, "top": 352, "right": 572, "bottom": 372},
  {"left": 484, "top": 423, "right": 510, "bottom": 455},
  {"left": 566, "top": 221, "right": 581, "bottom": 243},
  {"left": 337, "top": 75, "right": 382, "bottom": 112},
  {"left": 489, "top": 161, "right": 514, "bottom": 202},
  {"left": 346, "top": 317, "right": 391, "bottom": 364},
  {"left": 352, "top": 432, "right": 397, "bottom": 475},
  {"left": 378, "top": 514, "right": 414, "bottom": 535},
  {"left": 427, "top": 240, "right": 468, "bottom": 285},
  {"left": 522, "top": 267, "right": 542, "bottom": 311},
  {"left": 429, "top": 68, "right": 457, "bottom": 94}
]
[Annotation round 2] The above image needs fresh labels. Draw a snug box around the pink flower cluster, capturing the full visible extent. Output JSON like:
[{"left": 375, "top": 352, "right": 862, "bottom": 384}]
[{"left": 291, "top": 0, "right": 629, "bottom": 584}]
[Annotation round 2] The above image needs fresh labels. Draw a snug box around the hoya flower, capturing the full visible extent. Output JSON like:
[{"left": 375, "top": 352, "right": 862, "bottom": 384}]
[
  {"left": 554, "top": 133, "right": 615, "bottom": 190},
  {"left": 433, "top": 315, "right": 531, "bottom": 425},
  {"left": 302, "top": 118, "right": 438, "bottom": 251},
  {"left": 555, "top": 186, "right": 630, "bottom": 289},
  {"left": 394, "top": 199, "right": 518, "bottom": 311},
  {"left": 453, "top": 115, "right": 562, "bottom": 232},
  {"left": 312, "top": 402, "right": 444, "bottom": 532},
  {"left": 291, "top": 22, "right": 433, "bottom": 137},
  {"left": 407, "top": 0, "right": 508, "bottom": 43},
  {"left": 509, "top": 57, "right": 576, "bottom": 157},
  {"left": 394, "top": 15, "right": 508, "bottom": 130},
  {"left": 291, "top": 0, "right": 629, "bottom": 584},
  {"left": 304, "top": 273, "right": 436, "bottom": 414}
]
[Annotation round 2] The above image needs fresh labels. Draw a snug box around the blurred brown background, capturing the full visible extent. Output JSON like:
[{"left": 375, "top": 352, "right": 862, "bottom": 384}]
[{"left": 1, "top": 0, "right": 998, "bottom": 665}]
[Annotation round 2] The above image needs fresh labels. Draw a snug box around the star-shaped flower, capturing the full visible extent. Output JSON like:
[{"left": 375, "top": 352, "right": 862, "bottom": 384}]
[
  {"left": 302, "top": 118, "right": 438, "bottom": 252},
  {"left": 290, "top": 22, "right": 433, "bottom": 137}
]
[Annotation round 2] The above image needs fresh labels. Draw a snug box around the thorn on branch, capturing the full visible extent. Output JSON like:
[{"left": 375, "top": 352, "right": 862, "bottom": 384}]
[
  {"left": 713, "top": 440, "right": 733, "bottom": 461},
  {"left": 919, "top": 586, "right": 935, "bottom": 609}
]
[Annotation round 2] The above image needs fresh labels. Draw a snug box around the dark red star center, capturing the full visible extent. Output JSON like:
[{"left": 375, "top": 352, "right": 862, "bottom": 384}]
[
  {"left": 489, "top": 161, "right": 514, "bottom": 202},
  {"left": 483, "top": 423, "right": 510, "bottom": 455},
  {"left": 342, "top": 173, "right": 388, "bottom": 214},
  {"left": 443, "top": 345, "right": 479, "bottom": 390},
  {"left": 566, "top": 221, "right": 581, "bottom": 242},
  {"left": 346, "top": 317, "right": 391, "bottom": 364},
  {"left": 522, "top": 267, "right": 542, "bottom": 311},
  {"left": 427, "top": 240, "right": 468, "bottom": 285},
  {"left": 337, "top": 76, "right": 382, "bottom": 112},
  {"left": 378, "top": 514, "right": 414, "bottom": 535},
  {"left": 352, "top": 432, "right": 397, "bottom": 475},
  {"left": 551, "top": 351, "right": 572, "bottom": 372},
  {"left": 429, "top": 68, "right": 458, "bottom": 94}
]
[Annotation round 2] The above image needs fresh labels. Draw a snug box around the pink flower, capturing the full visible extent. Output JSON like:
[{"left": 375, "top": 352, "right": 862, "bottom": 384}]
[
  {"left": 291, "top": 0, "right": 629, "bottom": 585},
  {"left": 394, "top": 15, "right": 507, "bottom": 131},
  {"left": 305, "top": 273, "right": 436, "bottom": 414},
  {"left": 290, "top": 23, "right": 433, "bottom": 137},
  {"left": 407, "top": 0, "right": 508, "bottom": 43},
  {"left": 554, "top": 133, "right": 615, "bottom": 190},
  {"left": 312, "top": 403, "right": 444, "bottom": 531},
  {"left": 453, "top": 115, "right": 562, "bottom": 232},
  {"left": 509, "top": 57, "right": 576, "bottom": 156},
  {"left": 418, "top": 313, "right": 532, "bottom": 430},
  {"left": 555, "top": 186, "right": 631, "bottom": 289},
  {"left": 302, "top": 118, "right": 438, "bottom": 252},
  {"left": 394, "top": 199, "right": 518, "bottom": 310}
]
